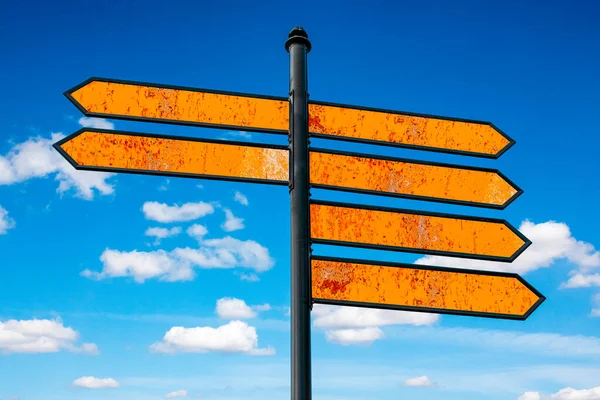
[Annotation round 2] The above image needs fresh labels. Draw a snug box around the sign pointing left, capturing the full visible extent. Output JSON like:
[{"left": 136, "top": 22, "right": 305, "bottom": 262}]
[
  {"left": 65, "top": 78, "right": 290, "bottom": 134},
  {"left": 54, "top": 129, "right": 289, "bottom": 185}
]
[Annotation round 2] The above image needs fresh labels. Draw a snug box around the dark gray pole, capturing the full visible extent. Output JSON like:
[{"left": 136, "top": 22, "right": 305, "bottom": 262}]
[{"left": 285, "top": 26, "right": 312, "bottom": 400}]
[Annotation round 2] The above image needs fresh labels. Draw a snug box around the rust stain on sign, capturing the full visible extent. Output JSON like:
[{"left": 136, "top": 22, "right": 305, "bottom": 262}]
[
  {"left": 308, "top": 103, "right": 512, "bottom": 157},
  {"left": 309, "top": 151, "right": 519, "bottom": 208},
  {"left": 66, "top": 79, "right": 514, "bottom": 157},
  {"left": 311, "top": 258, "right": 543, "bottom": 318},
  {"left": 310, "top": 202, "right": 528, "bottom": 261},
  {"left": 68, "top": 80, "right": 290, "bottom": 132},
  {"left": 58, "top": 130, "right": 289, "bottom": 183}
]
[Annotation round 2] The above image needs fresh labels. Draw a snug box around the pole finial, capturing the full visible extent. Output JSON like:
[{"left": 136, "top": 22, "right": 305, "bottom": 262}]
[{"left": 285, "top": 26, "right": 311, "bottom": 53}]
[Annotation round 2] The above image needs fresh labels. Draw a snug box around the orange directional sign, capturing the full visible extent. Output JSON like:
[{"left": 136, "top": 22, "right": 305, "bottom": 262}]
[
  {"left": 65, "top": 78, "right": 290, "bottom": 134},
  {"left": 309, "top": 102, "right": 514, "bottom": 158},
  {"left": 66, "top": 78, "right": 514, "bottom": 158},
  {"left": 311, "top": 256, "right": 545, "bottom": 320},
  {"left": 53, "top": 129, "right": 289, "bottom": 185},
  {"left": 310, "top": 200, "right": 531, "bottom": 262},
  {"left": 310, "top": 148, "right": 521, "bottom": 209},
  {"left": 54, "top": 129, "right": 521, "bottom": 209}
]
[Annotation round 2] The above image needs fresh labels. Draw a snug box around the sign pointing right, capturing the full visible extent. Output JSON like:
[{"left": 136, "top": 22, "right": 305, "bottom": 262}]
[
  {"left": 312, "top": 256, "right": 545, "bottom": 320},
  {"left": 309, "top": 101, "right": 514, "bottom": 158},
  {"left": 310, "top": 200, "right": 531, "bottom": 262},
  {"left": 310, "top": 148, "right": 522, "bottom": 209}
]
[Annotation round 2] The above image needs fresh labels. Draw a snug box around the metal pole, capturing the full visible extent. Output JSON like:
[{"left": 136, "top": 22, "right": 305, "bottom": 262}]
[{"left": 285, "top": 26, "right": 312, "bottom": 400}]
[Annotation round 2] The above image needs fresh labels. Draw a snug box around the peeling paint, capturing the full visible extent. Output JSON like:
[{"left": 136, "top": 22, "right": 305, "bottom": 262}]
[
  {"left": 71, "top": 81, "right": 290, "bottom": 130},
  {"left": 308, "top": 104, "right": 511, "bottom": 156},
  {"left": 311, "top": 259, "right": 541, "bottom": 316},
  {"left": 309, "top": 152, "right": 517, "bottom": 206},
  {"left": 310, "top": 204, "right": 526, "bottom": 258},
  {"left": 61, "top": 131, "right": 289, "bottom": 182}
]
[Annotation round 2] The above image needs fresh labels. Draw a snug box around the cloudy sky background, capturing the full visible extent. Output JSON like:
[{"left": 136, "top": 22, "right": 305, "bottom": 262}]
[{"left": 1, "top": 1, "right": 599, "bottom": 399}]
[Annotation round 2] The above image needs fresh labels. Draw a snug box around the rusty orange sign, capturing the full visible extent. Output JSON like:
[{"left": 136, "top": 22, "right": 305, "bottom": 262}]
[
  {"left": 311, "top": 256, "right": 545, "bottom": 320},
  {"left": 310, "top": 200, "right": 530, "bottom": 262},
  {"left": 66, "top": 78, "right": 514, "bottom": 158},
  {"left": 65, "top": 78, "right": 290, "bottom": 134},
  {"left": 53, "top": 129, "right": 289, "bottom": 185},
  {"left": 308, "top": 102, "right": 513, "bottom": 158},
  {"left": 309, "top": 148, "right": 521, "bottom": 209}
]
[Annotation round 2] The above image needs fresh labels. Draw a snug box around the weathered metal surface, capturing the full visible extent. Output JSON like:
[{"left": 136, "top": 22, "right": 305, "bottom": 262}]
[
  {"left": 57, "top": 130, "right": 289, "bottom": 183},
  {"left": 309, "top": 202, "right": 529, "bottom": 261},
  {"left": 311, "top": 258, "right": 544, "bottom": 318},
  {"left": 308, "top": 103, "right": 512, "bottom": 158},
  {"left": 67, "top": 79, "right": 289, "bottom": 132},
  {"left": 309, "top": 150, "right": 520, "bottom": 208},
  {"left": 66, "top": 79, "right": 513, "bottom": 158}
]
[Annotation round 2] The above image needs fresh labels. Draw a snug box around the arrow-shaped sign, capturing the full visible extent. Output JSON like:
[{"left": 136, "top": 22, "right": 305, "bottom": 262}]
[
  {"left": 66, "top": 78, "right": 513, "bottom": 158},
  {"left": 310, "top": 148, "right": 522, "bottom": 209},
  {"left": 53, "top": 129, "right": 289, "bottom": 185},
  {"left": 54, "top": 129, "right": 521, "bottom": 209},
  {"left": 310, "top": 200, "right": 531, "bottom": 262},
  {"left": 65, "top": 78, "right": 290, "bottom": 134},
  {"left": 311, "top": 256, "right": 545, "bottom": 320},
  {"left": 308, "top": 101, "right": 514, "bottom": 158}
]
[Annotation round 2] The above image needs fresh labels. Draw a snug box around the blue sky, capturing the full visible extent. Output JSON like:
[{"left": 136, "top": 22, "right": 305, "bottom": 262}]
[{"left": 1, "top": 0, "right": 600, "bottom": 399}]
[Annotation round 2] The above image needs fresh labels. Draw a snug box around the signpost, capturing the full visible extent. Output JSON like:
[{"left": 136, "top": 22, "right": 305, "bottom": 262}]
[{"left": 55, "top": 27, "right": 544, "bottom": 400}]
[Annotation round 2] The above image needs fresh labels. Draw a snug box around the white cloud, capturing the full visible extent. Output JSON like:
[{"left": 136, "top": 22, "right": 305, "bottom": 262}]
[
  {"left": 386, "top": 325, "right": 600, "bottom": 357},
  {"left": 82, "top": 249, "right": 194, "bottom": 283},
  {"left": 239, "top": 272, "right": 260, "bottom": 282},
  {"left": 72, "top": 376, "right": 119, "bottom": 389},
  {"left": 0, "top": 205, "right": 15, "bottom": 234},
  {"left": 142, "top": 201, "right": 214, "bottom": 223},
  {"left": 80, "top": 343, "right": 99, "bottom": 354},
  {"left": 165, "top": 389, "right": 188, "bottom": 398},
  {"left": 216, "top": 298, "right": 257, "bottom": 320},
  {"left": 312, "top": 305, "right": 438, "bottom": 345},
  {"left": 0, "top": 133, "right": 115, "bottom": 199},
  {"left": 404, "top": 376, "right": 436, "bottom": 387},
  {"left": 325, "top": 327, "right": 384, "bottom": 345},
  {"left": 518, "top": 392, "right": 541, "bottom": 400},
  {"left": 222, "top": 209, "right": 244, "bottom": 232},
  {"left": 234, "top": 191, "right": 249, "bottom": 206},
  {"left": 551, "top": 387, "right": 600, "bottom": 400},
  {"left": 562, "top": 274, "right": 600, "bottom": 289},
  {"left": 150, "top": 320, "right": 275, "bottom": 356},
  {"left": 186, "top": 224, "right": 208, "bottom": 240},
  {"left": 77, "top": 117, "right": 115, "bottom": 130},
  {"left": 253, "top": 304, "right": 271, "bottom": 312},
  {"left": 0, "top": 318, "right": 97, "bottom": 354},
  {"left": 414, "top": 220, "right": 600, "bottom": 275},
  {"left": 82, "top": 236, "right": 274, "bottom": 283},
  {"left": 145, "top": 227, "right": 182, "bottom": 244},
  {"left": 216, "top": 298, "right": 271, "bottom": 320},
  {"left": 312, "top": 304, "right": 439, "bottom": 329},
  {"left": 193, "top": 236, "right": 274, "bottom": 272}
]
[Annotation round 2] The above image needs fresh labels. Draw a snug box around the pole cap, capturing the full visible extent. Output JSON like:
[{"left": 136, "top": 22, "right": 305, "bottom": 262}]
[{"left": 285, "top": 26, "right": 311, "bottom": 53}]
